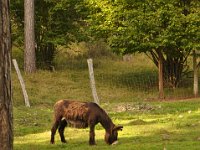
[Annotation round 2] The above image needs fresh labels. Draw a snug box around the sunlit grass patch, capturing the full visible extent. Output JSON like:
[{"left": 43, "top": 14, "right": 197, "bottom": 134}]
[
  {"left": 15, "top": 131, "right": 51, "bottom": 145},
  {"left": 14, "top": 100, "right": 200, "bottom": 149}
]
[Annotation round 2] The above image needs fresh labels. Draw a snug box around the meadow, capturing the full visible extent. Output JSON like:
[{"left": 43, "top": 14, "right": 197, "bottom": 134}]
[{"left": 12, "top": 54, "right": 200, "bottom": 150}]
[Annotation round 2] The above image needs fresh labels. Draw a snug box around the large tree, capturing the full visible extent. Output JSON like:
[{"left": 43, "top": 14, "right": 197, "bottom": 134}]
[
  {"left": 24, "top": 0, "right": 36, "bottom": 73},
  {"left": 0, "top": 0, "right": 13, "bottom": 149},
  {"left": 86, "top": 0, "right": 200, "bottom": 89},
  {"left": 11, "top": 0, "right": 88, "bottom": 69}
]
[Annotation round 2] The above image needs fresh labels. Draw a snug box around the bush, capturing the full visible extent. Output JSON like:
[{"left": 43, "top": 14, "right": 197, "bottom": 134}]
[
  {"left": 86, "top": 40, "right": 114, "bottom": 58},
  {"left": 54, "top": 40, "right": 116, "bottom": 68},
  {"left": 12, "top": 46, "right": 24, "bottom": 69}
]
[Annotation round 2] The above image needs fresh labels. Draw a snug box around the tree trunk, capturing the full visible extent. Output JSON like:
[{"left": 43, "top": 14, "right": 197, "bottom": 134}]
[
  {"left": 193, "top": 50, "right": 198, "bottom": 97},
  {"left": 24, "top": 0, "right": 36, "bottom": 73},
  {"left": 0, "top": 0, "right": 13, "bottom": 149},
  {"left": 158, "top": 50, "right": 164, "bottom": 99},
  {"left": 148, "top": 49, "right": 189, "bottom": 88}
]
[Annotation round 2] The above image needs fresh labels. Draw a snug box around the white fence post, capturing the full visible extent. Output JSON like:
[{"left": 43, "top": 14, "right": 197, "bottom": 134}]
[
  {"left": 12, "top": 59, "right": 30, "bottom": 107},
  {"left": 87, "top": 58, "right": 100, "bottom": 104}
]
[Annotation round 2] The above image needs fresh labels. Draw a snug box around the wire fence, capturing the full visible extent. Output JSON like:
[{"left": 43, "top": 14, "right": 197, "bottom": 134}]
[{"left": 52, "top": 57, "right": 195, "bottom": 103}]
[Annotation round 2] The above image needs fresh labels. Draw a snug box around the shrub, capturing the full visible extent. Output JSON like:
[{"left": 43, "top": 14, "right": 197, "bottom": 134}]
[{"left": 54, "top": 40, "right": 116, "bottom": 68}]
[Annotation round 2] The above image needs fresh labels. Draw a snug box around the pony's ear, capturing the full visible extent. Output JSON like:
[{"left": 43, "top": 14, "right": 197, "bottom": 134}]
[{"left": 113, "top": 125, "right": 123, "bottom": 131}]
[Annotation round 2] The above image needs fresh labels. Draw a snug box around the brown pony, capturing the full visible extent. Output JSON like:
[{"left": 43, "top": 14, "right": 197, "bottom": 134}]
[{"left": 50, "top": 100, "right": 123, "bottom": 145}]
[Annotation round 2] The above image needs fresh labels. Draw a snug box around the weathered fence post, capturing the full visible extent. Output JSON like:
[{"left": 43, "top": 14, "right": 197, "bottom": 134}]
[
  {"left": 87, "top": 58, "right": 100, "bottom": 104},
  {"left": 12, "top": 59, "right": 30, "bottom": 107},
  {"left": 158, "top": 50, "right": 164, "bottom": 99}
]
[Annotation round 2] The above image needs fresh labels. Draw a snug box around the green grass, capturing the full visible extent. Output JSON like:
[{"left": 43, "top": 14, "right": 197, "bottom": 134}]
[
  {"left": 14, "top": 100, "right": 200, "bottom": 150},
  {"left": 12, "top": 54, "right": 200, "bottom": 149}
]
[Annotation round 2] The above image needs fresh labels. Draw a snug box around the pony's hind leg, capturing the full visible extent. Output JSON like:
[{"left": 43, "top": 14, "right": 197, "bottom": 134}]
[{"left": 58, "top": 119, "right": 68, "bottom": 143}]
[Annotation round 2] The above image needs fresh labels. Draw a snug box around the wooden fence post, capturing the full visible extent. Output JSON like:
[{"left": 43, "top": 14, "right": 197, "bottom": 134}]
[
  {"left": 87, "top": 58, "right": 100, "bottom": 104},
  {"left": 158, "top": 51, "right": 164, "bottom": 99},
  {"left": 12, "top": 59, "right": 30, "bottom": 107},
  {"left": 193, "top": 50, "right": 198, "bottom": 97}
]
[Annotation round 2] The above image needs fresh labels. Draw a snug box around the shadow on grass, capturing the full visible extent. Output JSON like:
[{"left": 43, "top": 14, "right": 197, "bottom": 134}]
[
  {"left": 14, "top": 126, "right": 200, "bottom": 150},
  {"left": 14, "top": 99, "right": 200, "bottom": 138}
]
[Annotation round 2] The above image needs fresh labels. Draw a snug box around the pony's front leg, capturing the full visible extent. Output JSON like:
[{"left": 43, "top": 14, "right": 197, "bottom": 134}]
[
  {"left": 58, "top": 119, "right": 68, "bottom": 143},
  {"left": 89, "top": 124, "right": 96, "bottom": 145}
]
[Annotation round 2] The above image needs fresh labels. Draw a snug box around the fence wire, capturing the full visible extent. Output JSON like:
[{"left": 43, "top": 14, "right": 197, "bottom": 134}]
[{"left": 52, "top": 58, "right": 195, "bottom": 102}]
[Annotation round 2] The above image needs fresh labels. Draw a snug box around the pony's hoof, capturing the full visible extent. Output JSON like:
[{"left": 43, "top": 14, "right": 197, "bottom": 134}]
[
  {"left": 89, "top": 142, "right": 96, "bottom": 146},
  {"left": 62, "top": 140, "right": 67, "bottom": 144}
]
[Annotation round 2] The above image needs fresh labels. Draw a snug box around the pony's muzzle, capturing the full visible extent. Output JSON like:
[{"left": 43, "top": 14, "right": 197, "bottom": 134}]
[{"left": 112, "top": 140, "right": 118, "bottom": 145}]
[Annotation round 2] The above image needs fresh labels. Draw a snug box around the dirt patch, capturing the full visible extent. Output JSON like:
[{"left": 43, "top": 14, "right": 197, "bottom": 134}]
[{"left": 114, "top": 103, "right": 157, "bottom": 112}]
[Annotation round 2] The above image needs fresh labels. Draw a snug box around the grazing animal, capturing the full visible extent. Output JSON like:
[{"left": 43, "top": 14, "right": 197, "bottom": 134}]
[{"left": 50, "top": 100, "right": 123, "bottom": 145}]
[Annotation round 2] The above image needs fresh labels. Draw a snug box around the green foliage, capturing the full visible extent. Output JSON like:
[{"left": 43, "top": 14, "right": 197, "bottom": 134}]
[
  {"left": 11, "top": 0, "right": 200, "bottom": 85},
  {"left": 54, "top": 40, "right": 116, "bottom": 69},
  {"left": 11, "top": 0, "right": 200, "bottom": 56},
  {"left": 12, "top": 46, "right": 24, "bottom": 69},
  {"left": 85, "top": 0, "right": 200, "bottom": 87},
  {"left": 11, "top": 0, "right": 89, "bottom": 69},
  {"left": 86, "top": 0, "right": 200, "bottom": 54},
  {"left": 10, "top": 0, "right": 24, "bottom": 46},
  {"left": 86, "top": 40, "right": 114, "bottom": 58}
]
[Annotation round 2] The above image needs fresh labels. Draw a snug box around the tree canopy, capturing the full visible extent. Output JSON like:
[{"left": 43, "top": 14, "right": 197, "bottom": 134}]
[
  {"left": 11, "top": 0, "right": 200, "bottom": 86},
  {"left": 85, "top": 0, "right": 200, "bottom": 87},
  {"left": 86, "top": 0, "right": 200, "bottom": 53},
  {"left": 11, "top": 0, "right": 87, "bottom": 68}
]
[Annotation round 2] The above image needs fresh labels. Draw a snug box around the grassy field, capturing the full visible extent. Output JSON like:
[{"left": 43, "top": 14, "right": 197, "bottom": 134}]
[
  {"left": 13, "top": 100, "right": 200, "bottom": 150},
  {"left": 12, "top": 54, "right": 200, "bottom": 149}
]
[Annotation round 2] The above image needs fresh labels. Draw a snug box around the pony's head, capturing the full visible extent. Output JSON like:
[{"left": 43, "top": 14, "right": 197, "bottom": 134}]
[{"left": 105, "top": 125, "right": 123, "bottom": 145}]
